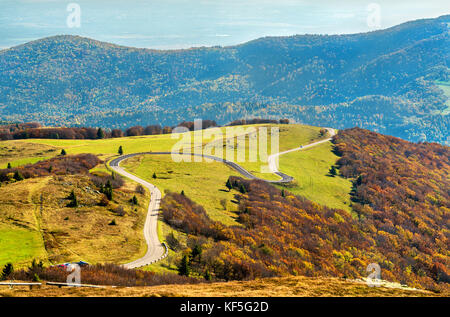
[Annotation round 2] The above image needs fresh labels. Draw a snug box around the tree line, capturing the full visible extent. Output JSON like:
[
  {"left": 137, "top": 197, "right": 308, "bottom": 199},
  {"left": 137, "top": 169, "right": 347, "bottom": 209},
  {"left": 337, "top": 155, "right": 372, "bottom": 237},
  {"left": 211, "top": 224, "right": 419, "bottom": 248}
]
[{"left": 0, "top": 118, "right": 288, "bottom": 141}]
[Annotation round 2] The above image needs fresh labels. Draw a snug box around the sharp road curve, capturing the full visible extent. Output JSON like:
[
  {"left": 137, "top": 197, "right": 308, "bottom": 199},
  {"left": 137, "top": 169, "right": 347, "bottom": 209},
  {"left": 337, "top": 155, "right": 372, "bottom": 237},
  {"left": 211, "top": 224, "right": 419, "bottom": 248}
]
[{"left": 109, "top": 128, "right": 336, "bottom": 268}]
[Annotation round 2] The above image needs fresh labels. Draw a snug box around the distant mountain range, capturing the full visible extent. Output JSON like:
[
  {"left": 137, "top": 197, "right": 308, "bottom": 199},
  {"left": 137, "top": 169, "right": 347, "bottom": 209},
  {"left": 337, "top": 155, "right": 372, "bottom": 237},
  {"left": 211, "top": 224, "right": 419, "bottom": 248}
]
[{"left": 0, "top": 15, "right": 449, "bottom": 143}]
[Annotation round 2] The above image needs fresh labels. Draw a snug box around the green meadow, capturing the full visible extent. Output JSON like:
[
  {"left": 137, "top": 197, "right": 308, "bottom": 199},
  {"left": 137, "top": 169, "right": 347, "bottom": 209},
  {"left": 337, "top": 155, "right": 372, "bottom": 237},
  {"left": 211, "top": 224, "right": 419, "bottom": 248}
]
[
  {"left": 0, "top": 224, "right": 47, "bottom": 269},
  {"left": 202, "top": 124, "right": 324, "bottom": 180},
  {"left": 0, "top": 140, "right": 58, "bottom": 168},
  {"left": 276, "top": 141, "right": 353, "bottom": 213},
  {"left": 25, "top": 133, "right": 181, "bottom": 156},
  {"left": 238, "top": 124, "right": 325, "bottom": 180}
]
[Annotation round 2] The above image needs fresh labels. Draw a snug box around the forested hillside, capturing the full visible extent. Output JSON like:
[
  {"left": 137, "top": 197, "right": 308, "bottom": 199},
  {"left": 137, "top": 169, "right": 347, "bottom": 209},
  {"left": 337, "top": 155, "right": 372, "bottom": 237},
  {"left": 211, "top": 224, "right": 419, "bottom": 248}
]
[
  {"left": 160, "top": 128, "right": 449, "bottom": 291},
  {"left": 0, "top": 15, "right": 449, "bottom": 143}
]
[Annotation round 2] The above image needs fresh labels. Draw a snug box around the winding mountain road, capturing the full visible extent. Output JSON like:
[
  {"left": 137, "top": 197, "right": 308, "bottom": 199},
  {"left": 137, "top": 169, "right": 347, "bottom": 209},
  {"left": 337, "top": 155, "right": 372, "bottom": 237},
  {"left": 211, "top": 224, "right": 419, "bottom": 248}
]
[
  {"left": 109, "top": 128, "right": 336, "bottom": 268},
  {"left": 109, "top": 157, "right": 166, "bottom": 269}
]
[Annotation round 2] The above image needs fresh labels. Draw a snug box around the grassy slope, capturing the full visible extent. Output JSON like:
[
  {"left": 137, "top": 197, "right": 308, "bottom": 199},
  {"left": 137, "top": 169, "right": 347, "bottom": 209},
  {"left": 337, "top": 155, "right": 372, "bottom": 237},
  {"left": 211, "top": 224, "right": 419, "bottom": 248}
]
[
  {"left": 121, "top": 155, "right": 241, "bottom": 226},
  {"left": 0, "top": 276, "right": 442, "bottom": 297},
  {"left": 0, "top": 177, "right": 48, "bottom": 268},
  {"left": 0, "top": 224, "right": 46, "bottom": 269},
  {"left": 205, "top": 124, "right": 323, "bottom": 180},
  {"left": 277, "top": 142, "right": 353, "bottom": 213},
  {"left": 0, "top": 141, "right": 58, "bottom": 168},
  {"left": 0, "top": 174, "right": 149, "bottom": 268},
  {"left": 22, "top": 126, "right": 249, "bottom": 157},
  {"left": 24, "top": 134, "right": 180, "bottom": 156}
]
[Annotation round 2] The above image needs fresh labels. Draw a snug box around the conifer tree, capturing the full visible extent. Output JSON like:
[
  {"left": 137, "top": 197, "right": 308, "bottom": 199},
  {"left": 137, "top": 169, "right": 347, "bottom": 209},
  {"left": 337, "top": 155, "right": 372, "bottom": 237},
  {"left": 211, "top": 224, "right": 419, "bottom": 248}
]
[
  {"left": 67, "top": 190, "right": 78, "bottom": 207},
  {"left": 97, "top": 128, "right": 105, "bottom": 139},
  {"left": 226, "top": 179, "right": 232, "bottom": 191},
  {"left": 329, "top": 165, "right": 337, "bottom": 177},
  {"left": 13, "top": 170, "right": 24, "bottom": 181},
  {"left": 178, "top": 255, "right": 190, "bottom": 276}
]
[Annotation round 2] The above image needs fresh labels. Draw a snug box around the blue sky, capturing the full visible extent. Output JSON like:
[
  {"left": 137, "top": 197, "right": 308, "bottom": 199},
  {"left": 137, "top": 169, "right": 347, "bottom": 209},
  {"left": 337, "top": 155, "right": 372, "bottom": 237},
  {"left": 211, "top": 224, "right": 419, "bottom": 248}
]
[{"left": 0, "top": 0, "right": 449, "bottom": 49}]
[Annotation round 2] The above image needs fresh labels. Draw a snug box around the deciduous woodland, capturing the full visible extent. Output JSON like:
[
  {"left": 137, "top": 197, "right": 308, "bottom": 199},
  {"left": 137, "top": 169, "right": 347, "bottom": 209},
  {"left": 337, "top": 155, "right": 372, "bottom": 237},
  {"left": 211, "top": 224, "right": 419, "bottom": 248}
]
[
  {"left": 334, "top": 128, "right": 449, "bottom": 286},
  {"left": 0, "top": 118, "right": 286, "bottom": 140},
  {"left": 12, "top": 263, "right": 200, "bottom": 287},
  {"left": 0, "top": 154, "right": 101, "bottom": 182},
  {"left": 161, "top": 128, "right": 449, "bottom": 291},
  {"left": 0, "top": 123, "right": 172, "bottom": 140}
]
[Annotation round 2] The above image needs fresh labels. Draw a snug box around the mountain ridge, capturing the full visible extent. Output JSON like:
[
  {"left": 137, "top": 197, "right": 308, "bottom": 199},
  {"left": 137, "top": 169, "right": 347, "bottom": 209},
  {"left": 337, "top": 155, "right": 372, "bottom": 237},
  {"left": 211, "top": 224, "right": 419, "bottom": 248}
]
[
  {"left": 3, "top": 14, "right": 448, "bottom": 53},
  {"left": 0, "top": 15, "right": 448, "bottom": 143}
]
